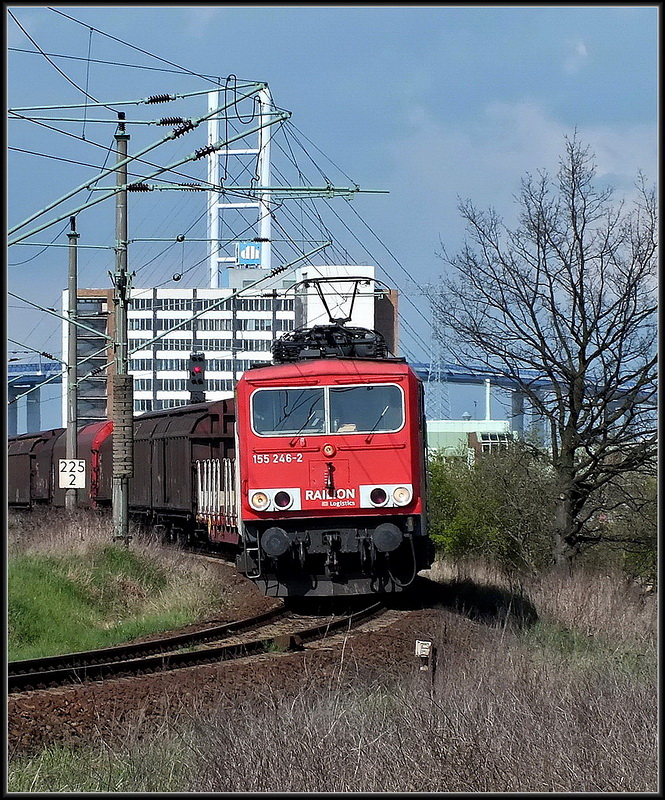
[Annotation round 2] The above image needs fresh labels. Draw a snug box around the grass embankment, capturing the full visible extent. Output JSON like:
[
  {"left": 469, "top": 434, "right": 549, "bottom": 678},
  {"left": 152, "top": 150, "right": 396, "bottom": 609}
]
[
  {"left": 8, "top": 553, "right": 657, "bottom": 792},
  {"left": 8, "top": 509, "right": 227, "bottom": 662}
]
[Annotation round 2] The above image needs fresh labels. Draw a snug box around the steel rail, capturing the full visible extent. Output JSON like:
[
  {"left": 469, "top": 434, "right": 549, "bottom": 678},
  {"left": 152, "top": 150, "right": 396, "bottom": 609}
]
[
  {"left": 8, "top": 601, "right": 385, "bottom": 693},
  {"left": 8, "top": 606, "right": 285, "bottom": 681}
]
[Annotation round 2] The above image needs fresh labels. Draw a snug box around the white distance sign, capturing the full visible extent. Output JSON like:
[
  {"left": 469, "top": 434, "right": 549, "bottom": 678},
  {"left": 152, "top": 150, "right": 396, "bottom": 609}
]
[{"left": 58, "top": 459, "right": 86, "bottom": 488}]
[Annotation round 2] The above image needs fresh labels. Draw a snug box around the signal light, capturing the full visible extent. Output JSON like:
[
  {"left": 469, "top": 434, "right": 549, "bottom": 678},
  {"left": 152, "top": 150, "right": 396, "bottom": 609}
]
[
  {"left": 188, "top": 352, "right": 205, "bottom": 402},
  {"left": 273, "top": 491, "right": 293, "bottom": 509}
]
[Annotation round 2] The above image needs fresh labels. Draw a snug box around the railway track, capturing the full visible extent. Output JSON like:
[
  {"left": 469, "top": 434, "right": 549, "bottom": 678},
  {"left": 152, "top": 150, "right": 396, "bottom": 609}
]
[{"left": 8, "top": 600, "right": 387, "bottom": 694}]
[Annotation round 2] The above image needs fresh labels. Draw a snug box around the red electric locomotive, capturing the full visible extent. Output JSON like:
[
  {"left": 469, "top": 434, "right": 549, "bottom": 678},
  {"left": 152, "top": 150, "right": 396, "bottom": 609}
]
[{"left": 229, "top": 324, "right": 434, "bottom": 596}]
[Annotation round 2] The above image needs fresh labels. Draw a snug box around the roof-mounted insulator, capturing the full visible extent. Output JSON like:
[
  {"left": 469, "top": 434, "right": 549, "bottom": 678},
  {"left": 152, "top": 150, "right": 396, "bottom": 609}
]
[
  {"left": 127, "top": 182, "right": 152, "bottom": 192},
  {"left": 271, "top": 324, "right": 391, "bottom": 363},
  {"left": 158, "top": 116, "right": 187, "bottom": 126},
  {"left": 145, "top": 93, "right": 174, "bottom": 104},
  {"left": 172, "top": 120, "right": 196, "bottom": 138},
  {"left": 193, "top": 144, "right": 217, "bottom": 160}
]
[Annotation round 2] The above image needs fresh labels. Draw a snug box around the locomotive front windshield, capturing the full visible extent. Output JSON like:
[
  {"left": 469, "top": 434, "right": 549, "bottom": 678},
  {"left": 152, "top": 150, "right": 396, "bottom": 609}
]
[
  {"left": 251, "top": 384, "right": 404, "bottom": 436},
  {"left": 252, "top": 388, "right": 326, "bottom": 435}
]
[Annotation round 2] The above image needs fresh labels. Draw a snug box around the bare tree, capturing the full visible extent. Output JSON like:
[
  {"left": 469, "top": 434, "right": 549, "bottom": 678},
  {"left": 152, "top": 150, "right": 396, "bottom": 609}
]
[{"left": 433, "top": 135, "right": 657, "bottom": 569}]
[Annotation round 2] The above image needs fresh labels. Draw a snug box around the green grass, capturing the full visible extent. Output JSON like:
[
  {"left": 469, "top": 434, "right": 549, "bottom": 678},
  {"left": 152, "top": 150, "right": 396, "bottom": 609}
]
[
  {"left": 8, "top": 544, "right": 216, "bottom": 662},
  {"left": 521, "top": 619, "right": 656, "bottom": 678},
  {"left": 7, "top": 741, "right": 193, "bottom": 793}
]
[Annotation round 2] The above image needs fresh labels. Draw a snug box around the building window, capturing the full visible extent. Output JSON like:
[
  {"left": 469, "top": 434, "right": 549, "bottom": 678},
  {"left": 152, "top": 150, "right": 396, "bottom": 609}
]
[
  {"left": 130, "top": 358, "right": 153, "bottom": 371},
  {"left": 479, "top": 432, "right": 513, "bottom": 453},
  {"left": 203, "top": 358, "right": 268, "bottom": 372},
  {"left": 128, "top": 338, "right": 151, "bottom": 352},
  {"left": 157, "top": 378, "right": 188, "bottom": 391},
  {"left": 129, "top": 318, "right": 152, "bottom": 331},
  {"left": 195, "top": 338, "right": 233, "bottom": 351},
  {"left": 159, "top": 298, "right": 192, "bottom": 311},
  {"left": 158, "top": 338, "right": 193, "bottom": 351},
  {"left": 157, "top": 398, "right": 190, "bottom": 409},
  {"left": 156, "top": 317, "right": 190, "bottom": 331},
  {"left": 207, "top": 379, "right": 234, "bottom": 391},
  {"left": 129, "top": 298, "right": 153, "bottom": 310},
  {"left": 234, "top": 338, "right": 272, "bottom": 352},
  {"left": 198, "top": 317, "right": 233, "bottom": 331},
  {"left": 155, "top": 358, "right": 189, "bottom": 371}
]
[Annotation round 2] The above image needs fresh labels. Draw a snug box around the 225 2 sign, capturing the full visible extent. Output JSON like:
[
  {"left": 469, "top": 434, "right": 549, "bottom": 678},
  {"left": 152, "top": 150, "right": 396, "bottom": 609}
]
[{"left": 58, "top": 459, "right": 86, "bottom": 488}]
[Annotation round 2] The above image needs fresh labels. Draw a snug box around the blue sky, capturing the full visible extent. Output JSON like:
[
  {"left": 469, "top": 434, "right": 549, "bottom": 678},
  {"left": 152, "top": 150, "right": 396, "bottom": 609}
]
[{"left": 6, "top": 4, "right": 659, "bottom": 430}]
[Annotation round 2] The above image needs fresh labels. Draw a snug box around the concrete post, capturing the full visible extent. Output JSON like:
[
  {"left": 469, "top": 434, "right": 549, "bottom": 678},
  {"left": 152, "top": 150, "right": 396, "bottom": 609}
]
[
  {"left": 8, "top": 387, "right": 19, "bottom": 436},
  {"left": 511, "top": 390, "right": 525, "bottom": 438},
  {"left": 65, "top": 217, "right": 79, "bottom": 510},
  {"left": 26, "top": 388, "right": 40, "bottom": 432}
]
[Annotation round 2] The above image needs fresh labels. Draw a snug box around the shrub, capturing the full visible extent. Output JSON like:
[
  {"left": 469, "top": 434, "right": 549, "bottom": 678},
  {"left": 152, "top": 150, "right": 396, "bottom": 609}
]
[{"left": 427, "top": 445, "right": 555, "bottom": 575}]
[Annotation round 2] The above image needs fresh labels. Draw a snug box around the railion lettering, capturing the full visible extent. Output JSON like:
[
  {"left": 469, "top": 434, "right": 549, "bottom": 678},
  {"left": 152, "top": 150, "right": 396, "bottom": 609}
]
[{"left": 305, "top": 488, "right": 356, "bottom": 501}]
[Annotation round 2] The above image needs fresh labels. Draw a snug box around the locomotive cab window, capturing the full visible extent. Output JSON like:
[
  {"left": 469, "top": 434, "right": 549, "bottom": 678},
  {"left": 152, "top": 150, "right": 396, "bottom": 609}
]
[
  {"left": 251, "top": 384, "right": 404, "bottom": 436},
  {"left": 252, "top": 388, "right": 325, "bottom": 435},
  {"left": 329, "top": 385, "right": 403, "bottom": 433}
]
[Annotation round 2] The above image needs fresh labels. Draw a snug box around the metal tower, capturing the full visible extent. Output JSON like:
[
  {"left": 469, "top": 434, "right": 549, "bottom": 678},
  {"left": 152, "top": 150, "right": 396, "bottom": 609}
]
[
  {"left": 207, "top": 86, "right": 275, "bottom": 287},
  {"left": 425, "top": 290, "right": 450, "bottom": 420}
]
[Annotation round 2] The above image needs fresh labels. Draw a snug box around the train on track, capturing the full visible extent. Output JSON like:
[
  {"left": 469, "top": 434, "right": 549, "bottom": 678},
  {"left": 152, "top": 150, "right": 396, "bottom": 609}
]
[{"left": 8, "top": 322, "right": 435, "bottom": 597}]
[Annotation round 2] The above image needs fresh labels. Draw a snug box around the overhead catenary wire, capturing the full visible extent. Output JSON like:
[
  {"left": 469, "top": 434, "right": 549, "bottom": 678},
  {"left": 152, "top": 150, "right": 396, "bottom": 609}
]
[
  {"left": 9, "top": 89, "right": 280, "bottom": 240},
  {"left": 8, "top": 7, "right": 436, "bottom": 425},
  {"left": 46, "top": 7, "right": 226, "bottom": 86}
]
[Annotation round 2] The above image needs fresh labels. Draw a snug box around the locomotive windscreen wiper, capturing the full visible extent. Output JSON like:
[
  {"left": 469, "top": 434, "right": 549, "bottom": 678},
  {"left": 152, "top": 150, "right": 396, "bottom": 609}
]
[
  {"left": 365, "top": 404, "right": 389, "bottom": 442},
  {"left": 289, "top": 398, "right": 323, "bottom": 444}
]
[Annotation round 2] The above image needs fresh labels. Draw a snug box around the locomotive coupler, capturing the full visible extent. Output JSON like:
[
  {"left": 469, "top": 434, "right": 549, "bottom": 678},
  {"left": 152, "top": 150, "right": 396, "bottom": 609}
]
[
  {"left": 323, "top": 531, "right": 341, "bottom": 577},
  {"left": 294, "top": 532, "right": 309, "bottom": 569},
  {"left": 357, "top": 530, "right": 375, "bottom": 571}
]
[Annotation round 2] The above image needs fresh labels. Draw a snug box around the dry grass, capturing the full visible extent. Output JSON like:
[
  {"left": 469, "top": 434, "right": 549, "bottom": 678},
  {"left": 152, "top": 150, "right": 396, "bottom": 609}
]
[
  {"left": 424, "top": 557, "right": 657, "bottom": 648},
  {"left": 7, "top": 522, "right": 657, "bottom": 792},
  {"left": 91, "top": 558, "right": 656, "bottom": 793},
  {"left": 140, "top": 641, "right": 656, "bottom": 793}
]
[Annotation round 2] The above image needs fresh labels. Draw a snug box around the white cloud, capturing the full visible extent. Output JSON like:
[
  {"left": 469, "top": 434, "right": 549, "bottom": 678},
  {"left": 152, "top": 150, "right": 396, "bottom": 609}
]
[
  {"left": 382, "top": 100, "right": 657, "bottom": 248},
  {"left": 182, "top": 7, "right": 227, "bottom": 37},
  {"left": 563, "top": 38, "right": 589, "bottom": 74}
]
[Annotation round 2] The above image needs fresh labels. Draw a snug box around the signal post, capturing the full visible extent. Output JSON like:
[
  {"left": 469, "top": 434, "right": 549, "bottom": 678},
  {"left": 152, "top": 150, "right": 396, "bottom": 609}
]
[{"left": 112, "top": 114, "right": 133, "bottom": 543}]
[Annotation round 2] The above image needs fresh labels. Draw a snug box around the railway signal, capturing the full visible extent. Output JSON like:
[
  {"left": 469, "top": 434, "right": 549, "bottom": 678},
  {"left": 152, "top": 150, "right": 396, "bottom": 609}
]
[{"left": 188, "top": 352, "right": 206, "bottom": 403}]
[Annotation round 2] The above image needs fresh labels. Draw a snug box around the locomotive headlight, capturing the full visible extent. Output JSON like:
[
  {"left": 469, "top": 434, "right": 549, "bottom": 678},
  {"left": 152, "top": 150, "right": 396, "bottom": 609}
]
[
  {"left": 273, "top": 490, "right": 293, "bottom": 509},
  {"left": 322, "top": 443, "right": 336, "bottom": 457},
  {"left": 392, "top": 486, "right": 412, "bottom": 506},
  {"left": 369, "top": 487, "right": 388, "bottom": 507},
  {"left": 249, "top": 491, "right": 270, "bottom": 511}
]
